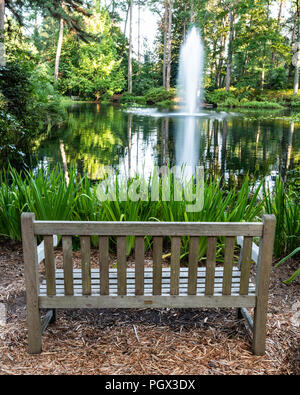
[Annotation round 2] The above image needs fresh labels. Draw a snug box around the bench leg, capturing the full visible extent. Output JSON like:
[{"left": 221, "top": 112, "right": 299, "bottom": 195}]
[
  {"left": 50, "top": 309, "right": 57, "bottom": 324},
  {"left": 237, "top": 308, "right": 243, "bottom": 319},
  {"left": 27, "top": 306, "right": 42, "bottom": 354},
  {"left": 41, "top": 309, "right": 57, "bottom": 333},
  {"left": 252, "top": 297, "right": 268, "bottom": 355},
  {"left": 22, "top": 213, "right": 42, "bottom": 354},
  {"left": 252, "top": 215, "right": 276, "bottom": 356}
]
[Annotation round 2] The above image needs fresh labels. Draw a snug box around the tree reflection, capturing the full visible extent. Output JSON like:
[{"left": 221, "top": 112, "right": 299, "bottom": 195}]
[{"left": 17, "top": 104, "right": 299, "bottom": 187}]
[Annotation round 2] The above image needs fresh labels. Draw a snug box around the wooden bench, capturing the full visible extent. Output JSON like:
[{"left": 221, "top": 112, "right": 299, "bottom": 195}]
[{"left": 21, "top": 213, "right": 276, "bottom": 356}]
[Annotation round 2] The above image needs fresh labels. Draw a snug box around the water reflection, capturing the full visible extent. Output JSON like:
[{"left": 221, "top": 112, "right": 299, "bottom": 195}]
[
  {"left": 8, "top": 104, "right": 299, "bottom": 186},
  {"left": 175, "top": 117, "right": 201, "bottom": 175}
]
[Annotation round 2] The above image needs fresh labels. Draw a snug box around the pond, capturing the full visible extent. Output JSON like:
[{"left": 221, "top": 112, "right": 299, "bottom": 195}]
[{"left": 15, "top": 103, "right": 300, "bottom": 185}]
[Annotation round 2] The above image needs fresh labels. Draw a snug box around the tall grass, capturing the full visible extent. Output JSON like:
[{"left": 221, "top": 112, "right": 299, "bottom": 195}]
[
  {"left": 263, "top": 178, "right": 300, "bottom": 257},
  {"left": 0, "top": 166, "right": 266, "bottom": 258}
]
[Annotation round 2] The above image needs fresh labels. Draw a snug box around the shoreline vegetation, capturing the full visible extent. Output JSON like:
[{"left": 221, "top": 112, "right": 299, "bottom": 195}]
[
  {"left": 69, "top": 86, "right": 300, "bottom": 110},
  {"left": 0, "top": 167, "right": 298, "bottom": 267}
]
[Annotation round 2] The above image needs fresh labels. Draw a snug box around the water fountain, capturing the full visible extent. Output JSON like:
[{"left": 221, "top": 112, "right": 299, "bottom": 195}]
[
  {"left": 177, "top": 26, "right": 205, "bottom": 115},
  {"left": 175, "top": 27, "right": 205, "bottom": 174}
]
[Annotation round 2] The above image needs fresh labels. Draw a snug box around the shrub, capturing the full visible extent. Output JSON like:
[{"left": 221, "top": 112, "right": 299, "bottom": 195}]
[
  {"left": 120, "top": 93, "right": 146, "bottom": 106},
  {"left": 205, "top": 88, "right": 236, "bottom": 105},
  {"left": 144, "top": 87, "right": 176, "bottom": 104},
  {"left": 222, "top": 97, "right": 240, "bottom": 107}
]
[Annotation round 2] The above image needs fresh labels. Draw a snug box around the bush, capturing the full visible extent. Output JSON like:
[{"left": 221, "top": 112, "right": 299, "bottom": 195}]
[
  {"left": 119, "top": 93, "right": 146, "bottom": 106},
  {"left": 0, "top": 61, "right": 65, "bottom": 135},
  {"left": 222, "top": 97, "right": 240, "bottom": 107},
  {"left": 144, "top": 87, "right": 176, "bottom": 104},
  {"left": 205, "top": 88, "right": 236, "bottom": 104}
]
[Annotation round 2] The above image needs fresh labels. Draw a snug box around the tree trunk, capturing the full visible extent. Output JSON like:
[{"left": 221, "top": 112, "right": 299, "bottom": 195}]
[
  {"left": 225, "top": 10, "right": 234, "bottom": 91},
  {"left": 123, "top": 2, "right": 130, "bottom": 35},
  {"left": 137, "top": 0, "right": 141, "bottom": 72},
  {"left": 163, "top": 0, "right": 168, "bottom": 88},
  {"left": 293, "top": 60, "right": 299, "bottom": 95},
  {"left": 183, "top": 2, "right": 187, "bottom": 41},
  {"left": 289, "top": 8, "right": 299, "bottom": 81},
  {"left": 0, "top": 0, "right": 5, "bottom": 67},
  {"left": 190, "top": 0, "right": 194, "bottom": 24},
  {"left": 293, "top": 4, "right": 300, "bottom": 95},
  {"left": 54, "top": 17, "right": 64, "bottom": 80},
  {"left": 166, "top": 0, "right": 173, "bottom": 91},
  {"left": 128, "top": 0, "right": 133, "bottom": 93},
  {"left": 261, "top": 66, "right": 265, "bottom": 90},
  {"left": 216, "top": 33, "right": 226, "bottom": 88},
  {"left": 269, "top": 0, "right": 283, "bottom": 85}
]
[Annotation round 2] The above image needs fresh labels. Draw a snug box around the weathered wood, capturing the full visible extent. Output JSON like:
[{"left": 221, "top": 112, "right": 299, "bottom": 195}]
[
  {"left": 62, "top": 236, "right": 74, "bottom": 296},
  {"left": 39, "top": 295, "right": 256, "bottom": 309},
  {"left": 222, "top": 237, "right": 235, "bottom": 295},
  {"left": 188, "top": 237, "right": 199, "bottom": 295},
  {"left": 135, "top": 237, "right": 144, "bottom": 295},
  {"left": 41, "top": 310, "right": 54, "bottom": 333},
  {"left": 237, "top": 236, "right": 260, "bottom": 265},
  {"left": 54, "top": 266, "right": 243, "bottom": 277},
  {"left": 205, "top": 237, "right": 217, "bottom": 296},
  {"left": 44, "top": 235, "right": 56, "bottom": 296},
  {"left": 253, "top": 214, "right": 276, "bottom": 355},
  {"left": 21, "top": 213, "right": 42, "bottom": 354},
  {"left": 42, "top": 277, "right": 251, "bottom": 286},
  {"left": 117, "top": 236, "right": 127, "bottom": 295},
  {"left": 239, "top": 236, "right": 253, "bottom": 295},
  {"left": 153, "top": 237, "right": 163, "bottom": 295},
  {"left": 170, "top": 237, "right": 181, "bottom": 295},
  {"left": 37, "top": 235, "right": 58, "bottom": 265},
  {"left": 40, "top": 284, "right": 256, "bottom": 296},
  {"left": 99, "top": 236, "right": 109, "bottom": 295},
  {"left": 81, "top": 236, "right": 91, "bottom": 295},
  {"left": 34, "top": 221, "right": 263, "bottom": 237},
  {"left": 22, "top": 213, "right": 276, "bottom": 356},
  {"left": 239, "top": 307, "right": 254, "bottom": 333}
]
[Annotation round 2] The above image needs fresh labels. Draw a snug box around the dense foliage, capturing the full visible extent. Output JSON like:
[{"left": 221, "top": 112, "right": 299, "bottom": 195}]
[{"left": 0, "top": 0, "right": 299, "bottom": 270}]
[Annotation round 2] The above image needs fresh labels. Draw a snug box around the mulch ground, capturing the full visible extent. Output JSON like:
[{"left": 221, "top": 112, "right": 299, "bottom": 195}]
[{"left": 0, "top": 239, "right": 299, "bottom": 375}]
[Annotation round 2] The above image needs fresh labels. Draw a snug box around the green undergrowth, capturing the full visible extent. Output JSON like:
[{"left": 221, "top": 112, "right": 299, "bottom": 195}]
[{"left": 0, "top": 166, "right": 298, "bottom": 267}]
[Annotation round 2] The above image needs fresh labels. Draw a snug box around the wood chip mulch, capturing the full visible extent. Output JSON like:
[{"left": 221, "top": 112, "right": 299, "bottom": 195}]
[{"left": 0, "top": 240, "right": 299, "bottom": 375}]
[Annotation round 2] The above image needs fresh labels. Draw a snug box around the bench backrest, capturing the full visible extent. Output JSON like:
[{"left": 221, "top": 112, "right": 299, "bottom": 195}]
[{"left": 21, "top": 213, "right": 276, "bottom": 298}]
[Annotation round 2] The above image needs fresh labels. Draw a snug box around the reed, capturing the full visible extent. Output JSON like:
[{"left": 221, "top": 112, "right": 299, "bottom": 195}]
[
  {"left": 0, "top": 167, "right": 266, "bottom": 259},
  {"left": 263, "top": 178, "right": 300, "bottom": 257}
]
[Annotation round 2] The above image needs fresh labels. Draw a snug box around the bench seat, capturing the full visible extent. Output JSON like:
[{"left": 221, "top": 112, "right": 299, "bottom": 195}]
[{"left": 39, "top": 267, "right": 256, "bottom": 297}]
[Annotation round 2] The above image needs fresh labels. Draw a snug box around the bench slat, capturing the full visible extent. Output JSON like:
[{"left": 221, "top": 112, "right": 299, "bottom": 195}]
[
  {"left": 99, "top": 236, "right": 109, "bottom": 295},
  {"left": 153, "top": 237, "right": 163, "bottom": 295},
  {"left": 44, "top": 235, "right": 56, "bottom": 296},
  {"left": 81, "top": 236, "right": 91, "bottom": 295},
  {"left": 170, "top": 237, "right": 181, "bottom": 295},
  {"left": 135, "top": 237, "right": 144, "bottom": 295},
  {"left": 43, "top": 276, "right": 246, "bottom": 285},
  {"left": 239, "top": 236, "right": 253, "bottom": 295},
  {"left": 205, "top": 237, "right": 217, "bottom": 296},
  {"left": 222, "top": 237, "right": 235, "bottom": 295},
  {"left": 34, "top": 221, "right": 263, "bottom": 237},
  {"left": 40, "top": 285, "right": 256, "bottom": 296},
  {"left": 117, "top": 236, "right": 127, "bottom": 295},
  {"left": 62, "top": 236, "right": 73, "bottom": 296},
  {"left": 39, "top": 295, "right": 257, "bottom": 309},
  {"left": 188, "top": 237, "right": 199, "bottom": 295},
  {"left": 54, "top": 267, "right": 243, "bottom": 278}
]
